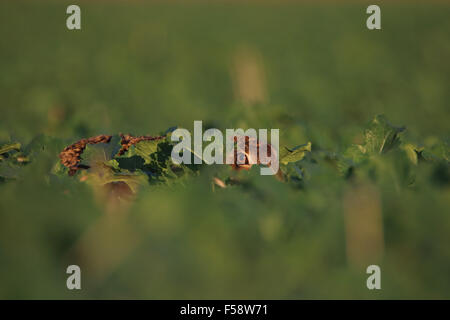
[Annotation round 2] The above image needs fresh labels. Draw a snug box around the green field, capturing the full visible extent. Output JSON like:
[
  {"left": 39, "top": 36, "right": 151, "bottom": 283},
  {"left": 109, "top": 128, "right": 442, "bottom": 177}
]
[{"left": 0, "top": 1, "right": 449, "bottom": 299}]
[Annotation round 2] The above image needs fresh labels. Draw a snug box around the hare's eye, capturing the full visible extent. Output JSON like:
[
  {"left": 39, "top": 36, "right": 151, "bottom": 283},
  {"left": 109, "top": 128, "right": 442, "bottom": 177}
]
[{"left": 237, "top": 153, "right": 247, "bottom": 163}]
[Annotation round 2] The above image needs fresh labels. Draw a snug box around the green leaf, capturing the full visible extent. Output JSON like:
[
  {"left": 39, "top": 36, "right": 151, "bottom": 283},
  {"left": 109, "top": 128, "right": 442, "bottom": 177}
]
[
  {"left": 0, "top": 142, "right": 30, "bottom": 182},
  {"left": 420, "top": 141, "right": 449, "bottom": 162},
  {"left": 337, "top": 115, "right": 406, "bottom": 177},
  {"left": 116, "top": 138, "right": 169, "bottom": 165},
  {"left": 401, "top": 143, "right": 419, "bottom": 165},
  {"left": 134, "top": 139, "right": 163, "bottom": 164},
  {"left": 87, "top": 168, "right": 150, "bottom": 194},
  {"left": 0, "top": 142, "right": 21, "bottom": 155},
  {"left": 79, "top": 135, "right": 121, "bottom": 168},
  {"left": 76, "top": 159, "right": 150, "bottom": 194},
  {"left": 363, "top": 114, "right": 405, "bottom": 154},
  {"left": 110, "top": 135, "right": 197, "bottom": 186},
  {"left": 280, "top": 142, "right": 311, "bottom": 165},
  {"left": 104, "top": 159, "right": 121, "bottom": 170}
]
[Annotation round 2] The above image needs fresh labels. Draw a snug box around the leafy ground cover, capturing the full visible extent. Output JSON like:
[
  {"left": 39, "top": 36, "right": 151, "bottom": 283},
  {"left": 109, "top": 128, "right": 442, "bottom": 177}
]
[{"left": 0, "top": 1, "right": 449, "bottom": 299}]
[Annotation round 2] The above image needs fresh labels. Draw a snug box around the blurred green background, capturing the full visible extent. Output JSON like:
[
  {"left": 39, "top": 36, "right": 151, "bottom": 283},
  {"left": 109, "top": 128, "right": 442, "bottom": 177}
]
[{"left": 0, "top": 1, "right": 449, "bottom": 299}]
